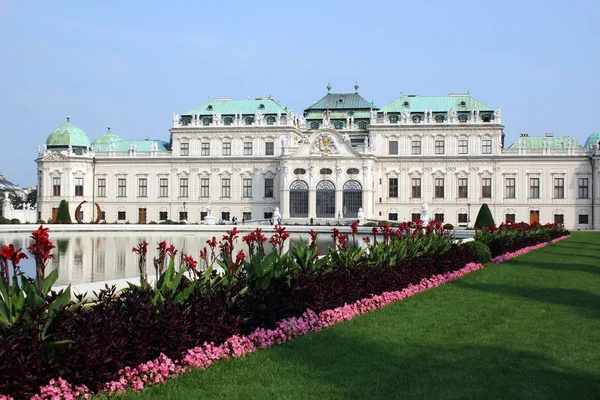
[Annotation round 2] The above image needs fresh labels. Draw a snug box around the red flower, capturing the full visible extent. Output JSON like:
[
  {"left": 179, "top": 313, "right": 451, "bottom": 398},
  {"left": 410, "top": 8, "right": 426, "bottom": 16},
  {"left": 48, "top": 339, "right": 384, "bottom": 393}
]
[
  {"left": 236, "top": 250, "right": 246, "bottom": 262},
  {"left": 184, "top": 255, "right": 197, "bottom": 269},
  {"left": 371, "top": 227, "right": 379, "bottom": 236},
  {"left": 351, "top": 220, "right": 359, "bottom": 235}
]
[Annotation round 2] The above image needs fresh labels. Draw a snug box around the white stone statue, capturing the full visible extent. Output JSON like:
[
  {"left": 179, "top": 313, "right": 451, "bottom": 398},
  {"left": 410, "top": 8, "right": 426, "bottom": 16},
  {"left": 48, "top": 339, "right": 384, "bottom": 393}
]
[
  {"left": 300, "top": 133, "right": 309, "bottom": 144},
  {"left": 401, "top": 108, "right": 410, "bottom": 123},
  {"left": 276, "top": 111, "right": 281, "bottom": 124},
  {"left": 341, "top": 132, "right": 350, "bottom": 142},
  {"left": 448, "top": 108, "right": 457, "bottom": 122},
  {"left": 213, "top": 113, "right": 221, "bottom": 126},
  {"left": 109, "top": 142, "right": 116, "bottom": 151},
  {"left": 272, "top": 207, "right": 282, "bottom": 225},
  {"left": 173, "top": 113, "right": 180, "bottom": 127},
  {"left": 383, "top": 110, "right": 388, "bottom": 123},
  {"left": 151, "top": 141, "right": 158, "bottom": 151},
  {"left": 494, "top": 107, "right": 502, "bottom": 123},
  {"left": 43, "top": 144, "right": 47, "bottom": 154},
  {"left": 68, "top": 145, "right": 72, "bottom": 155},
  {"left": 364, "top": 136, "right": 369, "bottom": 148},
  {"left": 357, "top": 207, "right": 365, "bottom": 226},
  {"left": 38, "top": 145, "right": 41, "bottom": 155},
  {"left": 370, "top": 110, "right": 377, "bottom": 123},
  {"left": 420, "top": 201, "right": 429, "bottom": 222},
  {"left": 280, "top": 135, "right": 288, "bottom": 149}
]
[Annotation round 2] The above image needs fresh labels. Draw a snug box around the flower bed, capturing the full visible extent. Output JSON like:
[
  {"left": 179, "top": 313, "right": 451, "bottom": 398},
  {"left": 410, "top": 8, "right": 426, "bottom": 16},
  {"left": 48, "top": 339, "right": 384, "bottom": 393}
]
[
  {"left": 0, "top": 221, "right": 570, "bottom": 399},
  {"left": 490, "top": 234, "right": 571, "bottom": 264}
]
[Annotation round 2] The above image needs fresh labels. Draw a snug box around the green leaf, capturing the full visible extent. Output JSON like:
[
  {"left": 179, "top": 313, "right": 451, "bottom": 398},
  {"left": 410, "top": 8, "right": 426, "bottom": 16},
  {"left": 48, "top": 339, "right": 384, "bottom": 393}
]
[
  {"left": 42, "top": 269, "right": 59, "bottom": 295},
  {"left": 173, "top": 284, "right": 195, "bottom": 303}
]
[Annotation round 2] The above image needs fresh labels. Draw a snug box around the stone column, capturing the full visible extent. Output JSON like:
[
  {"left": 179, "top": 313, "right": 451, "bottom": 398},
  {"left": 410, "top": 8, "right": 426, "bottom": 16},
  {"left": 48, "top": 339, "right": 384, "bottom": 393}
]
[
  {"left": 281, "top": 189, "right": 290, "bottom": 218},
  {"left": 335, "top": 188, "right": 343, "bottom": 219},
  {"left": 308, "top": 189, "right": 316, "bottom": 219}
]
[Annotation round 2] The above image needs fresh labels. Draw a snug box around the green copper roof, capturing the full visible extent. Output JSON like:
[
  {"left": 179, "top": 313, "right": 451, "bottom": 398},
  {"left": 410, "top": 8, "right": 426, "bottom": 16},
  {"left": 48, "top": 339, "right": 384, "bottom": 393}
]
[
  {"left": 305, "top": 93, "right": 377, "bottom": 111},
  {"left": 584, "top": 131, "right": 600, "bottom": 147},
  {"left": 304, "top": 110, "right": 371, "bottom": 120},
  {"left": 91, "top": 127, "right": 168, "bottom": 152},
  {"left": 380, "top": 94, "right": 493, "bottom": 113},
  {"left": 182, "top": 98, "right": 289, "bottom": 116},
  {"left": 507, "top": 135, "right": 582, "bottom": 150},
  {"left": 46, "top": 116, "right": 91, "bottom": 148}
]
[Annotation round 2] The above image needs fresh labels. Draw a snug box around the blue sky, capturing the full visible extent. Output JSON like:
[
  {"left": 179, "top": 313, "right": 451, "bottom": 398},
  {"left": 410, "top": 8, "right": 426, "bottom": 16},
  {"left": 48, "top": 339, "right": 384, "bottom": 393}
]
[{"left": 0, "top": 0, "right": 599, "bottom": 186}]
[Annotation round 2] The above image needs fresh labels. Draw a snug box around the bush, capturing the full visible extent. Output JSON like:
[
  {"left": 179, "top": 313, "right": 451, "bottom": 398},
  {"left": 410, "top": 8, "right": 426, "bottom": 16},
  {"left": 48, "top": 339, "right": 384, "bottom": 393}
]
[
  {"left": 36, "top": 219, "right": 45, "bottom": 224},
  {"left": 149, "top": 221, "right": 157, "bottom": 224},
  {"left": 0, "top": 216, "right": 7, "bottom": 224},
  {"left": 10, "top": 218, "right": 20, "bottom": 224},
  {"left": 467, "top": 240, "right": 491, "bottom": 263},
  {"left": 474, "top": 203, "right": 495, "bottom": 229},
  {"left": 443, "top": 223, "right": 454, "bottom": 230},
  {"left": 55, "top": 200, "right": 72, "bottom": 224}
]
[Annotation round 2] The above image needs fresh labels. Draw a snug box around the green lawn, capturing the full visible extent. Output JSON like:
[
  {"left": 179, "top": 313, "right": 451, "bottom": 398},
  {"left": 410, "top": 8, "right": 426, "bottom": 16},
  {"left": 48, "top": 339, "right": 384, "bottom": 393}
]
[{"left": 125, "top": 232, "right": 600, "bottom": 400}]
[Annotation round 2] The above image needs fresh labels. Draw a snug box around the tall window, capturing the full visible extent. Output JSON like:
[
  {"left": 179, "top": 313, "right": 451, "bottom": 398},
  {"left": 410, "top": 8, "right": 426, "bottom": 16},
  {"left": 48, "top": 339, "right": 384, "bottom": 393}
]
[
  {"left": 118, "top": 211, "right": 126, "bottom": 221},
  {"left": 243, "top": 142, "right": 253, "bottom": 155},
  {"left": 389, "top": 178, "right": 398, "bottom": 198},
  {"left": 482, "top": 177, "right": 492, "bottom": 198},
  {"left": 506, "top": 214, "right": 516, "bottom": 223},
  {"left": 117, "top": 178, "right": 127, "bottom": 197},
  {"left": 242, "top": 178, "right": 252, "bottom": 198},
  {"left": 138, "top": 178, "right": 147, "bottom": 197},
  {"left": 179, "top": 178, "right": 189, "bottom": 197},
  {"left": 389, "top": 140, "right": 398, "bottom": 155},
  {"left": 458, "top": 214, "right": 468, "bottom": 223},
  {"left": 74, "top": 177, "right": 84, "bottom": 196},
  {"left": 222, "top": 142, "right": 231, "bottom": 156},
  {"left": 578, "top": 178, "right": 589, "bottom": 199},
  {"left": 554, "top": 177, "right": 564, "bottom": 199},
  {"left": 554, "top": 214, "right": 564, "bottom": 224},
  {"left": 180, "top": 142, "right": 189, "bottom": 156},
  {"left": 159, "top": 178, "right": 168, "bottom": 197},
  {"left": 265, "top": 142, "right": 274, "bottom": 155},
  {"left": 200, "top": 178, "right": 210, "bottom": 198},
  {"left": 201, "top": 142, "right": 210, "bottom": 156},
  {"left": 482, "top": 139, "right": 492, "bottom": 154},
  {"left": 159, "top": 211, "right": 168, "bottom": 221},
  {"left": 434, "top": 213, "right": 444, "bottom": 222},
  {"left": 411, "top": 178, "right": 421, "bottom": 198},
  {"left": 265, "top": 178, "right": 274, "bottom": 198},
  {"left": 529, "top": 178, "right": 540, "bottom": 198},
  {"left": 411, "top": 140, "right": 421, "bottom": 155},
  {"left": 52, "top": 177, "right": 61, "bottom": 197},
  {"left": 458, "top": 178, "right": 468, "bottom": 198},
  {"left": 435, "top": 140, "right": 445, "bottom": 154},
  {"left": 505, "top": 178, "right": 516, "bottom": 198},
  {"left": 221, "top": 178, "right": 231, "bottom": 198},
  {"left": 458, "top": 139, "right": 469, "bottom": 154},
  {"left": 97, "top": 178, "right": 106, "bottom": 197},
  {"left": 435, "top": 178, "right": 445, "bottom": 198}
]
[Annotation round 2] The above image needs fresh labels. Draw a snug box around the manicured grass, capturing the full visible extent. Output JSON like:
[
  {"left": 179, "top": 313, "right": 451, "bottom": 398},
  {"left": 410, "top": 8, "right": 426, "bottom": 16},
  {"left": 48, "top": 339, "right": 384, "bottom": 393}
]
[{"left": 126, "top": 232, "right": 600, "bottom": 400}]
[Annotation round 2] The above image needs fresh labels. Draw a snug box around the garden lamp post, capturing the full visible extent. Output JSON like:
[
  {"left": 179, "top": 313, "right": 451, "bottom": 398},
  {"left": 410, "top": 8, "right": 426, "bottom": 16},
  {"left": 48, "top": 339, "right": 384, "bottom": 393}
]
[
  {"left": 467, "top": 202, "right": 471, "bottom": 227},
  {"left": 183, "top": 201, "right": 186, "bottom": 221}
]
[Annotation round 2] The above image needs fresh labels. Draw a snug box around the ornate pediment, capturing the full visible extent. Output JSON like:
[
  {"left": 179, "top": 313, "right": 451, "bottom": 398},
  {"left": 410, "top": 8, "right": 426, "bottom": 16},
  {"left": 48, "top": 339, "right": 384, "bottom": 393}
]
[
  {"left": 40, "top": 151, "right": 68, "bottom": 162},
  {"left": 310, "top": 133, "right": 340, "bottom": 155}
]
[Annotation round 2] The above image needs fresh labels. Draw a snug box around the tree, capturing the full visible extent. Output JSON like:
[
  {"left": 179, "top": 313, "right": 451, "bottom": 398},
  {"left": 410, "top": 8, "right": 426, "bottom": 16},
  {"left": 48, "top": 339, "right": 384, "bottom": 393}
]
[
  {"left": 474, "top": 203, "right": 495, "bottom": 229},
  {"left": 55, "top": 199, "right": 72, "bottom": 224},
  {"left": 8, "top": 190, "right": 24, "bottom": 209},
  {"left": 26, "top": 189, "right": 37, "bottom": 207}
]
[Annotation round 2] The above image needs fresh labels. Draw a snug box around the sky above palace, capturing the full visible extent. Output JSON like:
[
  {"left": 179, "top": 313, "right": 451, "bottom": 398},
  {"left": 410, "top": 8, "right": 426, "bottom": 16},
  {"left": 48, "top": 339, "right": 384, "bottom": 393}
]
[{"left": 0, "top": 0, "right": 599, "bottom": 186}]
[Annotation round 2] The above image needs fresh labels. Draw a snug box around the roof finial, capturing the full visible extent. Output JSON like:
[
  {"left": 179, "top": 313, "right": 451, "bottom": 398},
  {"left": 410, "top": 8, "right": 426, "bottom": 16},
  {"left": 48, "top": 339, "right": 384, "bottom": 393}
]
[
  {"left": 327, "top": 82, "right": 331, "bottom": 93},
  {"left": 354, "top": 82, "right": 359, "bottom": 93},
  {"left": 107, "top": 125, "right": 111, "bottom": 133},
  {"left": 66, "top": 115, "right": 70, "bottom": 123}
]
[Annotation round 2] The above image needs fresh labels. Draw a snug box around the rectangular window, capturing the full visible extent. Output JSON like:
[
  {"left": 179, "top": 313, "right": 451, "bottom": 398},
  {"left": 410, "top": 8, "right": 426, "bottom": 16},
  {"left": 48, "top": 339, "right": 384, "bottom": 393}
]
[
  {"left": 458, "top": 178, "right": 468, "bottom": 198},
  {"left": 200, "top": 211, "right": 207, "bottom": 221},
  {"left": 265, "top": 142, "right": 274, "bottom": 155},
  {"left": 243, "top": 142, "right": 253, "bottom": 155},
  {"left": 554, "top": 178, "right": 564, "bottom": 199},
  {"left": 265, "top": 178, "right": 274, "bottom": 198},
  {"left": 389, "top": 178, "right": 398, "bottom": 198},
  {"left": 411, "top": 140, "right": 421, "bottom": 155},
  {"left": 243, "top": 212, "right": 252, "bottom": 221},
  {"left": 482, "top": 177, "right": 492, "bottom": 198},
  {"left": 578, "top": 178, "right": 589, "bottom": 199},
  {"left": 505, "top": 214, "right": 516, "bottom": 223},
  {"left": 411, "top": 213, "right": 420, "bottom": 222},
  {"left": 159, "top": 178, "right": 168, "bottom": 197},
  {"left": 264, "top": 211, "right": 273, "bottom": 219},
  {"left": 200, "top": 178, "right": 210, "bottom": 198},
  {"left": 243, "top": 178, "right": 252, "bottom": 198},
  {"left": 180, "top": 142, "right": 189, "bottom": 156},
  {"left": 505, "top": 178, "right": 516, "bottom": 198},
  {"left": 434, "top": 213, "right": 444, "bottom": 222},
  {"left": 458, "top": 140, "right": 468, "bottom": 154},
  {"left": 53, "top": 177, "right": 61, "bottom": 197},
  {"left": 435, "top": 140, "right": 445, "bottom": 154},
  {"left": 222, "top": 142, "right": 231, "bottom": 156},
  {"left": 579, "top": 214, "right": 589, "bottom": 224},
  {"left": 221, "top": 211, "right": 230, "bottom": 221},
  {"left": 458, "top": 213, "right": 468, "bottom": 223},
  {"left": 482, "top": 139, "right": 492, "bottom": 154},
  {"left": 388, "top": 140, "right": 398, "bottom": 155},
  {"left": 388, "top": 213, "right": 398, "bottom": 221},
  {"left": 138, "top": 178, "right": 147, "bottom": 197},
  {"left": 435, "top": 178, "right": 445, "bottom": 198},
  {"left": 118, "top": 211, "right": 126, "bottom": 221},
  {"left": 201, "top": 142, "right": 210, "bottom": 156},
  {"left": 554, "top": 214, "right": 564, "bottom": 224},
  {"left": 74, "top": 177, "right": 84, "bottom": 196},
  {"left": 529, "top": 178, "right": 540, "bottom": 198},
  {"left": 97, "top": 178, "right": 106, "bottom": 197},
  {"left": 159, "top": 211, "right": 168, "bottom": 221},
  {"left": 117, "top": 178, "right": 127, "bottom": 197},
  {"left": 179, "top": 211, "right": 188, "bottom": 221},
  {"left": 411, "top": 178, "right": 421, "bottom": 198},
  {"left": 179, "top": 178, "right": 189, "bottom": 197},
  {"left": 221, "top": 178, "right": 231, "bottom": 198}
]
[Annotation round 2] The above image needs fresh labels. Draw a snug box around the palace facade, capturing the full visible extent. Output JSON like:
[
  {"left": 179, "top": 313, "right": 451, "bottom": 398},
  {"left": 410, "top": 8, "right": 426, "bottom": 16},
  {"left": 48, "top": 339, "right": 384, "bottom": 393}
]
[{"left": 36, "top": 88, "right": 600, "bottom": 229}]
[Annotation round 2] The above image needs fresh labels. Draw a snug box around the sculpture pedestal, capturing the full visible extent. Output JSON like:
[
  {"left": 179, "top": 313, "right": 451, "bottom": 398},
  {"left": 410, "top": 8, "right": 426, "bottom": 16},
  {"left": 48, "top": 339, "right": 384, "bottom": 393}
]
[{"left": 204, "top": 215, "right": 216, "bottom": 225}]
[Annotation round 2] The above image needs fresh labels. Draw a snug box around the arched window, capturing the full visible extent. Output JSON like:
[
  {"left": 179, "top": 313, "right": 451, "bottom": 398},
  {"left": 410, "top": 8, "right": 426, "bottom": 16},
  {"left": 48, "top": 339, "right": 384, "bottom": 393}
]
[
  {"left": 203, "top": 117, "right": 212, "bottom": 126},
  {"left": 346, "top": 168, "right": 359, "bottom": 175},
  {"left": 389, "top": 115, "right": 398, "bottom": 123},
  {"left": 293, "top": 168, "right": 306, "bottom": 175},
  {"left": 289, "top": 180, "right": 309, "bottom": 218},
  {"left": 435, "top": 114, "right": 445, "bottom": 123},
  {"left": 245, "top": 117, "right": 254, "bottom": 125},
  {"left": 320, "top": 168, "right": 333, "bottom": 175},
  {"left": 481, "top": 113, "right": 491, "bottom": 122},
  {"left": 358, "top": 121, "right": 367, "bottom": 130},
  {"left": 224, "top": 117, "right": 233, "bottom": 125},
  {"left": 266, "top": 116, "right": 275, "bottom": 125},
  {"left": 334, "top": 121, "right": 343, "bottom": 130},
  {"left": 343, "top": 180, "right": 362, "bottom": 218},
  {"left": 316, "top": 180, "right": 335, "bottom": 218},
  {"left": 458, "top": 114, "right": 468, "bottom": 123},
  {"left": 412, "top": 115, "right": 422, "bottom": 123}
]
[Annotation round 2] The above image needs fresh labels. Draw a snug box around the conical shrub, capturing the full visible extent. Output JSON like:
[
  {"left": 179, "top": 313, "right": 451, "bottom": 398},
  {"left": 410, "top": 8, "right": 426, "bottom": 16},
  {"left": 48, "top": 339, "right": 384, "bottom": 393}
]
[
  {"left": 474, "top": 203, "right": 495, "bottom": 229},
  {"left": 56, "top": 199, "right": 72, "bottom": 224}
]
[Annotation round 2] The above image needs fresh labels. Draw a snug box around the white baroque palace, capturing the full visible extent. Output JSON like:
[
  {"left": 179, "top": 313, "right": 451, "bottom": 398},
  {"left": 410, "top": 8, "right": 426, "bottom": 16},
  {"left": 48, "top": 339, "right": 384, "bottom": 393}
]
[{"left": 36, "top": 89, "right": 600, "bottom": 229}]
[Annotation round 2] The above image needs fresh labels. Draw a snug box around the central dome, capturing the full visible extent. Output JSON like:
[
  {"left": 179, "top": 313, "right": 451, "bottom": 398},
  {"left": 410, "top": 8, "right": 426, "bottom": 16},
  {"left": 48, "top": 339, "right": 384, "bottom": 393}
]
[
  {"left": 46, "top": 116, "right": 90, "bottom": 148},
  {"left": 584, "top": 131, "right": 600, "bottom": 147}
]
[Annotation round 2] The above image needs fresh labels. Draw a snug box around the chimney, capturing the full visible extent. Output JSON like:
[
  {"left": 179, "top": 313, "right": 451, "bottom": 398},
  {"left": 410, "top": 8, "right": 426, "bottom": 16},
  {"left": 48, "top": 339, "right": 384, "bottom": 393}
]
[
  {"left": 519, "top": 133, "right": 529, "bottom": 137},
  {"left": 545, "top": 132, "right": 554, "bottom": 137}
]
